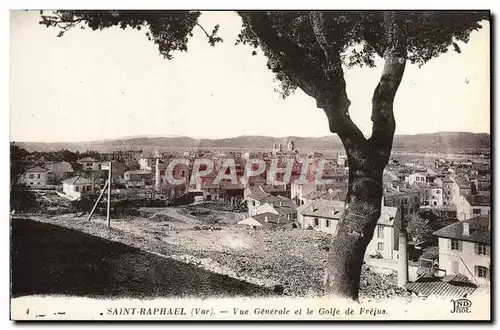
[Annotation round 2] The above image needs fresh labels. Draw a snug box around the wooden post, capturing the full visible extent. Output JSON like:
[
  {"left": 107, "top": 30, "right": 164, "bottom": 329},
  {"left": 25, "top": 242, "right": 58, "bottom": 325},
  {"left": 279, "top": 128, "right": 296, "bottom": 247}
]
[
  {"left": 87, "top": 181, "right": 108, "bottom": 221},
  {"left": 106, "top": 161, "right": 112, "bottom": 228}
]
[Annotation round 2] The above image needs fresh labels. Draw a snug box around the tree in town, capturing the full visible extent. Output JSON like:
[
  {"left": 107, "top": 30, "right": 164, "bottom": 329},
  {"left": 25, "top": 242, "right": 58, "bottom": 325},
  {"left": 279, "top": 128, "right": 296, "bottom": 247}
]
[
  {"left": 405, "top": 213, "right": 433, "bottom": 244},
  {"left": 10, "top": 143, "right": 30, "bottom": 187},
  {"left": 60, "top": 149, "right": 78, "bottom": 162},
  {"left": 40, "top": 10, "right": 488, "bottom": 300}
]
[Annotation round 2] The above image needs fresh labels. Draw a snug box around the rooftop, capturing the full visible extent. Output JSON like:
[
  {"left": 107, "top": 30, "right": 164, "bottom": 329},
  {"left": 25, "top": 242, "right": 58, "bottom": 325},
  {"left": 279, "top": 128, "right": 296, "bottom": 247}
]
[
  {"left": 433, "top": 215, "right": 490, "bottom": 245},
  {"left": 46, "top": 162, "right": 74, "bottom": 174},
  {"left": 78, "top": 157, "right": 98, "bottom": 162},
  {"left": 62, "top": 176, "right": 93, "bottom": 185},
  {"left": 463, "top": 194, "right": 491, "bottom": 207},
  {"left": 25, "top": 166, "right": 47, "bottom": 173}
]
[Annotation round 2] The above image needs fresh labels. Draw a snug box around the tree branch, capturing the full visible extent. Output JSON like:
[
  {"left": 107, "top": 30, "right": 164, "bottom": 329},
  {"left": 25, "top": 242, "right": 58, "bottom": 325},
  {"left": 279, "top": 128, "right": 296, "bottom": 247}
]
[
  {"left": 309, "top": 11, "right": 368, "bottom": 159},
  {"left": 195, "top": 23, "right": 210, "bottom": 38},
  {"left": 369, "top": 11, "right": 407, "bottom": 168},
  {"left": 239, "top": 11, "right": 326, "bottom": 99}
]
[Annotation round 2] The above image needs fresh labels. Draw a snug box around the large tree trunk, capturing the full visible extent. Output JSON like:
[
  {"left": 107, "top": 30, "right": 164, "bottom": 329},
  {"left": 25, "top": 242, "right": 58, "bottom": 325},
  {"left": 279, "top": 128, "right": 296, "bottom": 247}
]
[
  {"left": 321, "top": 12, "right": 407, "bottom": 300},
  {"left": 324, "top": 165, "right": 384, "bottom": 299}
]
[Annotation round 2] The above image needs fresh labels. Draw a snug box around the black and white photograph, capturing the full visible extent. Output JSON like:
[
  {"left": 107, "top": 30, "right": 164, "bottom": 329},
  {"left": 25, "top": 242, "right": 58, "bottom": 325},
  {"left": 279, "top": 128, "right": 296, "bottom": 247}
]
[{"left": 9, "top": 8, "right": 491, "bottom": 321}]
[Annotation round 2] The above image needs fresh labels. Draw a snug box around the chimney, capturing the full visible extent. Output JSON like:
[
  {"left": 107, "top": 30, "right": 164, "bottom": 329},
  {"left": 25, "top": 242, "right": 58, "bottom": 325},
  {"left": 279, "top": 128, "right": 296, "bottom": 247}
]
[
  {"left": 398, "top": 229, "right": 409, "bottom": 287},
  {"left": 463, "top": 222, "right": 470, "bottom": 236},
  {"left": 155, "top": 157, "right": 161, "bottom": 192}
]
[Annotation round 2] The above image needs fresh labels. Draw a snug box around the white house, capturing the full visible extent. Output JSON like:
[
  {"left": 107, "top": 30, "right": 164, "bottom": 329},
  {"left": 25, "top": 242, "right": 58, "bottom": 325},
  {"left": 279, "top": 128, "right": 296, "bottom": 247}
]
[
  {"left": 405, "top": 172, "right": 427, "bottom": 185},
  {"left": 62, "top": 176, "right": 93, "bottom": 200},
  {"left": 433, "top": 216, "right": 490, "bottom": 284},
  {"left": 22, "top": 167, "right": 49, "bottom": 187},
  {"left": 429, "top": 184, "right": 444, "bottom": 207},
  {"left": 365, "top": 206, "right": 401, "bottom": 260},
  {"left": 298, "top": 199, "right": 402, "bottom": 260},
  {"left": 456, "top": 194, "right": 491, "bottom": 221},
  {"left": 78, "top": 157, "right": 101, "bottom": 171},
  {"left": 238, "top": 212, "right": 296, "bottom": 229}
]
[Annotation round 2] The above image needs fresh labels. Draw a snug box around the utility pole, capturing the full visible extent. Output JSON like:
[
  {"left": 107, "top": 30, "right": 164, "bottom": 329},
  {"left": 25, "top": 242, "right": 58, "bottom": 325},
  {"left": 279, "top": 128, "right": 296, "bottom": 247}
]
[{"left": 106, "top": 161, "right": 112, "bottom": 228}]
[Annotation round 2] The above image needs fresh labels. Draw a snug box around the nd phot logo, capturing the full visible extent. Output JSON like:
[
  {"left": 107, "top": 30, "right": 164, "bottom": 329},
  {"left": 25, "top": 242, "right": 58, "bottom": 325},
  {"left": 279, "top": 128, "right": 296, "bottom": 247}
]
[{"left": 450, "top": 298, "right": 472, "bottom": 314}]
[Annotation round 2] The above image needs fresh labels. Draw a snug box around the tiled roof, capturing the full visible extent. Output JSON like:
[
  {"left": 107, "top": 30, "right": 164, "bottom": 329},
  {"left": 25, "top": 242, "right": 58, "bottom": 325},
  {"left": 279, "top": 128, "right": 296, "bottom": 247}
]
[
  {"left": 300, "top": 199, "right": 345, "bottom": 219},
  {"left": 62, "top": 176, "right": 92, "bottom": 185},
  {"left": 125, "top": 170, "right": 153, "bottom": 175},
  {"left": 405, "top": 274, "right": 477, "bottom": 298},
  {"left": 464, "top": 194, "right": 490, "bottom": 207},
  {"left": 46, "top": 162, "right": 74, "bottom": 173},
  {"left": 78, "top": 157, "right": 98, "bottom": 162},
  {"left": 247, "top": 190, "right": 271, "bottom": 202},
  {"left": 252, "top": 212, "right": 292, "bottom": 226},
  {"left": 453, "top": 176, "right": 471, "bottom": 189},
  {"left": 25, "top": 166, "right": 47, "bottom": 173},
  {"left": 433, "top": 215, "right": 490, "bottom": 244}
]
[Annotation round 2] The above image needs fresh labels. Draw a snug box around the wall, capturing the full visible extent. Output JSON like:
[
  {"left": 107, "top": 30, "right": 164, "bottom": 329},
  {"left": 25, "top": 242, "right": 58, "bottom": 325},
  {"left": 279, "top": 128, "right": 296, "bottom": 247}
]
[
  {"left": 438, "top": 237, "right": 490, "bottom": 284},
  {"left": 24, "top": 171, "right": 48, "bottom": 187},
  {"left": 302, "top": 215, "right": 338, "bottom": 235},
  {"left": 247, "top": 198, "right": 261, "bottom": 216},
  {"left": 366, "top": 225, "right": 395, "bottom": 260}
]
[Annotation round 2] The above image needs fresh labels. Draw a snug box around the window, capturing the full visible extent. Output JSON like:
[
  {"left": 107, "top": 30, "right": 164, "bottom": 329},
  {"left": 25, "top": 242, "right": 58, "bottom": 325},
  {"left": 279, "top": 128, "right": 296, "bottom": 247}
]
[
  {"left": 377, "top": 226, "right": 384, "bottom": 238},
  {"left": 252, "top": 200, "right": 256, "bottom": 207},
  {"left": 29, "top": 174, "right": 34, "bottom": 179},
  {"left": 75, "top": 186, "right": 79, "bottom": 192},
  {"left": 29, "top": 182, "right": 33, "bottom": 185},
  {"left": 325, "top": 219, "right": 330, "bottom": 227},
  {"left": 451, "top": 239, "right": 461, "bottom": 251},
  {"left": 475, "top": 266, "right": 489, "bottom": 279},
  {"left": 37, "top": 174, "right": 41, "bottom": 179},
  {"left": 473, "top": 208, "right": 481, "bottom": 215},
  {"left": 314, "top": 218, "right": 319, "bottom": 227},
  {"left": 475, "top": 244, "right": 487, "bottom": 256},
  {"left": 377, "top": 242, "right": 384, "bottom": 251},
  {"left": 436, "top": 190, "right": 440, "bottom": 194},
  {"left": 404, "top": 198, "right": 408, "bottom": 205}
]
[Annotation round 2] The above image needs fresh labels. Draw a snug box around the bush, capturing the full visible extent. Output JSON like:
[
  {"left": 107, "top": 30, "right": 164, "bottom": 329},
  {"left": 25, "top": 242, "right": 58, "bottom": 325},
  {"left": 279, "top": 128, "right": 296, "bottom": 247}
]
[{"left": 10, "top": 189, "right": 40, "bottom": 213}]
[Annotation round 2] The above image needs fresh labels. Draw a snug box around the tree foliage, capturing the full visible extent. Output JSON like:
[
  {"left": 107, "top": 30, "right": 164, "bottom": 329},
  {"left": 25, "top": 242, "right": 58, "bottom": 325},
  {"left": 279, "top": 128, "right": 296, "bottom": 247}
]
[
  {"left": 10, "top": 143, "right": 30, "bottom": 187},
  {"left": 40, "top": 10, "right": 487, "bottom": 97},
  {"left": 406, "top": 213, "right": 433, "bottom": 243}
]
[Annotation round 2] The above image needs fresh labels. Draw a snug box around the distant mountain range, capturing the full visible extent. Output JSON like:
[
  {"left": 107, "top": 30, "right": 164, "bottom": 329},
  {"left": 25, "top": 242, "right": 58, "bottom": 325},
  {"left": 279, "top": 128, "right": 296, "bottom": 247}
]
[{"left": 14, "top": 132, "right": 490, "bottom": 154}]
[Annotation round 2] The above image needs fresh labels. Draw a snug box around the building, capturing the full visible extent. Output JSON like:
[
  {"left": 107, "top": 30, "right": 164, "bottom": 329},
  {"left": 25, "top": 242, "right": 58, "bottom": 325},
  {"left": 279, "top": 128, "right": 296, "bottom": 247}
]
[
  {"left": 411, "top": 181, "right": 432, "bottom": 206},
  {"left": 365, "top": 206, "right": 402, "bottom": 260},
  {"left": 45, "top": 161, "right": 74, "bottom": 184},
  {"left": 405, "top": 172, "right": 427, "bottom": 185},
  {"left": 451, "top": 176, "right": 472, "bottom": 205},
  {"left": 22, "top": 167, "right": 49, "bottom": 187},
  {"left": 433, "top": 216, "right": 490, "bottom": 284},
  {"left": 254, "top": 195, "right": 297, "bottom": 222},
  {"left": 62, "top": 176, "right": 93, "bottom": 200},
  {"left": 442, "top": 178, "right": 454, "bottom": 206},
  {"left": 78, "top": 157, "right": 101, "bottom": 171},
  {"left": 429, "top": 184, "right": 444, "bottom": 207},
  {"left": 123, "top": 170, "right": 153, "bottom": 188},
  {"left": 298, "top": 200, "right": 402, "bottom": 260},
  {"left": 383, "top": 183, "right": 420, "bottom": 218},
  {"left": 100, "top": 150, "right": 142, "bottom": 165},
  {"left": 456, "top": 194, "right": 491, "bottom": 221},
  {"left": 298, "top": 199, "right": 344, "bottom": 234},
  {"left": 246, "top": 189, "right": 295, "bottom": 217},
  {"left": 238, "top": 212, "right": 296, "bottom": 229},
  {"left": 336, "top": 152, "right": 348, "bottom": 167}
]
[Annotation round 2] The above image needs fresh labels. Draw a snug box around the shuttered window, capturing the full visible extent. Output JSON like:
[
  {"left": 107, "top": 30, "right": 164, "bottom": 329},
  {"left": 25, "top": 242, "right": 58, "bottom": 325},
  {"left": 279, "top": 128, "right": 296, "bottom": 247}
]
[
  {"left": 474, "top": 243, "right": 488, "bottom": 256},
  {"left": 474, "top": 266, "right": 489, "bottom": 279}
]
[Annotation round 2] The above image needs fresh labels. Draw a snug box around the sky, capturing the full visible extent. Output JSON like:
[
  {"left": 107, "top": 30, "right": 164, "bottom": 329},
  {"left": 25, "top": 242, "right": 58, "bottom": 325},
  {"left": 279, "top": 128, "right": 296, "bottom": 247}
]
[{"left": 10, "top": 11, "right": 490, "bottom": 142}]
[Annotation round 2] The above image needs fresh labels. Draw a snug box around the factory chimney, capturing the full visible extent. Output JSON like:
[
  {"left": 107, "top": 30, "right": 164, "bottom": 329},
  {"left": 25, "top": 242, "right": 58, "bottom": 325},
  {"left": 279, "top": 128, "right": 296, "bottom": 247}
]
[{"left": 155, "top": 151, "right": 161, "bottom": 192}]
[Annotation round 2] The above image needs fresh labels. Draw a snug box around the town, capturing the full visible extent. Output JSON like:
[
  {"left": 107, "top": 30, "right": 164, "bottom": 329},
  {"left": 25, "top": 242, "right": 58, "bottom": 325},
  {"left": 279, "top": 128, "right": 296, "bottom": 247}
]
[{"left": 10, "top": 139, "right": 491, "bottom": 299}]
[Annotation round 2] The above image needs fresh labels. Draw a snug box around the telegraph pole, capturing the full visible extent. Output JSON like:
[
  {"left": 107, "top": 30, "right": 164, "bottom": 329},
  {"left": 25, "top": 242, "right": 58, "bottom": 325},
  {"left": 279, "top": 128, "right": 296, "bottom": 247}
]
[{"left": 106, "top": 161, "right": 112, "bottom": 228}]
